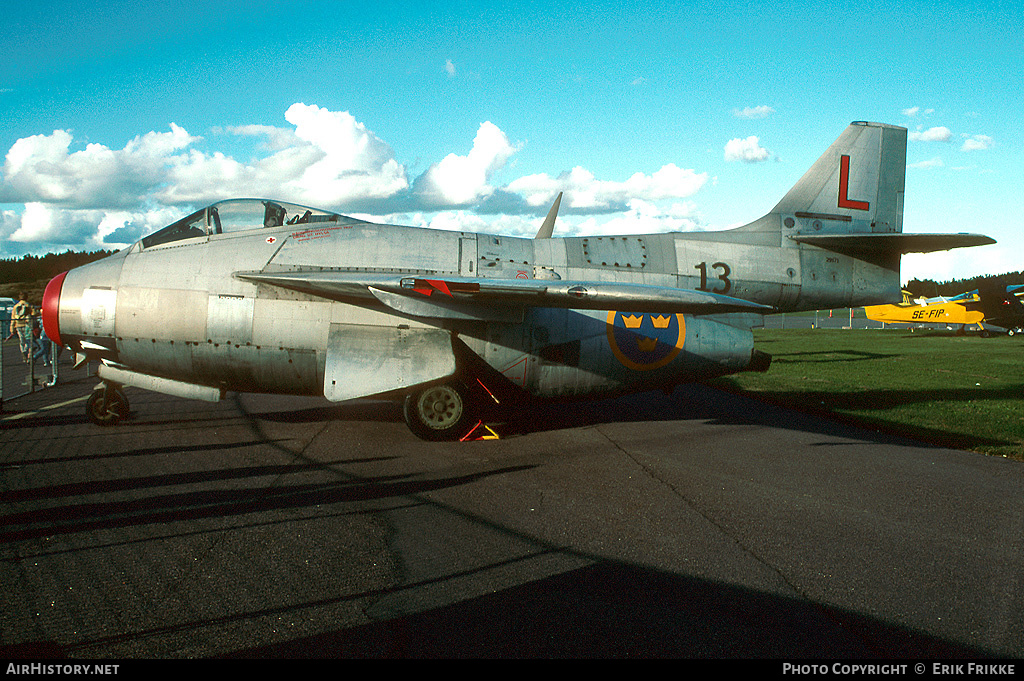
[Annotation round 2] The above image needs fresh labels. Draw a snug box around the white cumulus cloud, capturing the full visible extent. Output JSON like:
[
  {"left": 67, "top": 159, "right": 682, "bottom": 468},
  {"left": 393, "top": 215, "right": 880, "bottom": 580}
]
[
  {"left": 908, "top": 157, "right": 944, "bottom": 169},
  {"left": 0, "top": 103, "right": 718, "bottom": 253},
  {"left": 571, "top": 199, "right": 701, "bottom": 236},
  {"left": 909, "top": 127, "right": 951, "bottom": 142},
  {"left": 414, "top": 121, "right": 520, "bottom": 206},
  {"left": 1, "top": 125, "right": 197, "bottom": 208},
  {"left": 961, "top": 134, "right": 993, "bottom": 151},
  {"left": 5, "top": 203, "right": 181, "bottom": 252},
  {"left": 724, "top": 136, "right": 769, "bottom": 163},
  {"left": 733, "top": 105, "right": 774, "bottom": 119},
  {"left": 506, "top": 163, "right": 707, "bottom": 211},
  {"left": 155, "top": 103, "right": 410, "bottom": 207}
]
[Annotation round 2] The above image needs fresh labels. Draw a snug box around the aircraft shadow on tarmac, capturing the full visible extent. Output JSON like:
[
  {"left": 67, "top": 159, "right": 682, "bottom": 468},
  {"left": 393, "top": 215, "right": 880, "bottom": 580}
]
[
  {"left": 468, "top": 383, "right": 1017, "bottom": 454},
  {"left": 3, "top": 559, "right": 1001, "bottom": 659},
  {"left": 767, "top": 349, "right": 901, "bottom": 363},
  {"left": 216, "top": 560, "right": 998, "bottom": 659},
  {"left": 251, "top": 399, "right": 404, "bottom": 425},
  {"left": 7, "top": 378, "right": 1004, "bottom": 452},
  {"left": 238, "top": 379, "right": 1019, "bottom": 456},
  {"left": 236, "top": 386, "right": 900, "bottom": 446},
  {"left": 223, "top": 379, "right": 1020, "bottom": 454},
  {"left": 707, "top": 383, "right": 1021, "bottom": 452}
]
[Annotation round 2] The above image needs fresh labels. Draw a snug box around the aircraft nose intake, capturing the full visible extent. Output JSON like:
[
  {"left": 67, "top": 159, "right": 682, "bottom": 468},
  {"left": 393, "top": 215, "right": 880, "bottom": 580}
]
[{"left": 43, "top": 271, "right": 67, "bottom": 348}]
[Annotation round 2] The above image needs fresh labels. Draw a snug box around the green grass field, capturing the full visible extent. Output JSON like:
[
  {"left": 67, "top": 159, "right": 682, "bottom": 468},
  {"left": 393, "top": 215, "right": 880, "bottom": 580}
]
[{"left": 706, "top": 329, "right": 1024, "bottom": 461}]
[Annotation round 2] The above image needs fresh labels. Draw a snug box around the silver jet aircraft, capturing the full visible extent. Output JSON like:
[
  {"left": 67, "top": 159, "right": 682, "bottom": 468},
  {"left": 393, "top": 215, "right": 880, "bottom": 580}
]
[{"left": 41, "top": 121, "right": 993, "bottom": 439}]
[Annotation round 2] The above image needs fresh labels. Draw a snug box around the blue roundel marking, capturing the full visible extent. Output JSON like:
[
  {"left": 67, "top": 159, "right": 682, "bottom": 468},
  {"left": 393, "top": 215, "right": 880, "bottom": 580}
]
[{"left": 606, "top": 312, "right": 686, "bottom": 371}]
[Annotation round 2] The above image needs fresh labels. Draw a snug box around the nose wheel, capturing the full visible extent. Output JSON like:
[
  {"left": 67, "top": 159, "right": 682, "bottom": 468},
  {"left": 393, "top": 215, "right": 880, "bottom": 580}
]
[{"left": 87, "top": 384, "right": 130, "bottom": 426}]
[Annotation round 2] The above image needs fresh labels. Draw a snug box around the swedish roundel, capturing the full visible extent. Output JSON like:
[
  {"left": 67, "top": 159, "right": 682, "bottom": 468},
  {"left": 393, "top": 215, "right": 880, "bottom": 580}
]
[{"left": 606, "top": 312, "right": 686, "bottom": 371}]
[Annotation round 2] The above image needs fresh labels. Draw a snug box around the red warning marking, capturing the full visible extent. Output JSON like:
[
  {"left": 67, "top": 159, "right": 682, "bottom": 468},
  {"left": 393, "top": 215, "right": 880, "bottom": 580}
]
[
  {"left": 500, "top": 357, "right": 528, "bottom": 386},
  {"left": 427, "top": 279, "right": 452, "bottom": 296},
  {"left": 409, "top": 278, "right": 482, "bottom": 297},
  {"left": 838, "top": 155, "right": 870, "bottom": 211},
  {"left": 411, "top": 279, "right": 454, "bottom": 297}
]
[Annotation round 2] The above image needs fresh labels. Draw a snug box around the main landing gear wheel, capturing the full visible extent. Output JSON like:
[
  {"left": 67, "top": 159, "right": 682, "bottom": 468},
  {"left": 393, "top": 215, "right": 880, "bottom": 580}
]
[
  {"left": 87, "top": 385, "right": 130, "bottom": 426},
  {"left": 404, "top": 382, "right": 475, "bottom": 441}
]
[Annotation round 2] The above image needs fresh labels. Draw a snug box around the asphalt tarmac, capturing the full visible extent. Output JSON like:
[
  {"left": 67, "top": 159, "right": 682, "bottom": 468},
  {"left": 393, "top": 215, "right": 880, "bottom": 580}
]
[{"left": 2, "top": 357, "right": 1023, "bottom": 659}]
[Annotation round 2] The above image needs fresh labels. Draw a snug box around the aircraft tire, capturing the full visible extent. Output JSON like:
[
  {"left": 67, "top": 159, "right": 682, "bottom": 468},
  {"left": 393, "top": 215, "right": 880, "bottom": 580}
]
[
  {"left": 87, "top": 386, "right": 129, "bottom": 426},
  {"left": 403, "top": 382, "right": 475, "bottom": 441}
]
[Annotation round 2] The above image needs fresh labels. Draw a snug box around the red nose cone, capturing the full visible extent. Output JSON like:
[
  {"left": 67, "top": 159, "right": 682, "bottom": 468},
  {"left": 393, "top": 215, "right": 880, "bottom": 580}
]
[{"left": 43, "top": 271, "right": 67, "bottom": 348}]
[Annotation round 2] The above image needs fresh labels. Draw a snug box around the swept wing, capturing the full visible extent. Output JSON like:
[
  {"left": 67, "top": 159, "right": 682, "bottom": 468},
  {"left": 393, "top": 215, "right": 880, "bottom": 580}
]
[{"left": 235, "top": 270, "right": 773, "bottom": 322}]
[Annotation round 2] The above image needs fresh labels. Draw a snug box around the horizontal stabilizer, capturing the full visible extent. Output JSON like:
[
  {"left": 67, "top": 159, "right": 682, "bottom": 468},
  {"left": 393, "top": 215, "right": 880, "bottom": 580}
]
[{"left": 790, "top": 232, "right": 995, "bottom": 256}]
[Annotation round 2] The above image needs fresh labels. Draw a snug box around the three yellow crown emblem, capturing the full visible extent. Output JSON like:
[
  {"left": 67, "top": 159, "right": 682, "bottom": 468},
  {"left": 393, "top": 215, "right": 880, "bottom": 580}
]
[{"left": 621, "top": 314, "right": 672, "bottom": 329}]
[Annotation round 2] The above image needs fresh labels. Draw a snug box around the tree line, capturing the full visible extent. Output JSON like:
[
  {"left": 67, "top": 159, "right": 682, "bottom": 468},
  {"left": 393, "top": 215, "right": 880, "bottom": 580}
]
[
  {"left": 905, "top": 271, "right": 1024, "bottom": 299},
  {"left": 1, "top": 250, "right": 118, "bottom": 286}
]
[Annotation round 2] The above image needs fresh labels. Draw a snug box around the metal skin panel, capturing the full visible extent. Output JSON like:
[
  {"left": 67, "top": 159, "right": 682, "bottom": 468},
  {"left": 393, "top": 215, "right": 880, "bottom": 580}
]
[
  {"left": 117, "top": 337, "right": 197, "bottom": 380},
  {"left": 324, "top": 324, "right": 456, "bottom": 402},
  {"left": 50, "top": 251, "right": 128, "bottom": 356},
  {"left": 459, "top": 237, "right": 477, "bottom": 275},
  {"left": 80, "top": 288, "right": 117, "bottom": 338},
  {"left": 119, "top": 227, "right": 284, "bottom": 296},
  {"left": 252, "top": 298, "right": 332, "bottom": 349},
  {"left": 116, "top": 287, "right": 208, "bottom": 341},
  {"left": 207, "top": 294, "right": 255, "bottom": 344},
  {"left": 674, "top": 238, "right": 802, "bottom": 307},
  {"left": 269, "top": 224, "right": 463, "bottom": 275}
]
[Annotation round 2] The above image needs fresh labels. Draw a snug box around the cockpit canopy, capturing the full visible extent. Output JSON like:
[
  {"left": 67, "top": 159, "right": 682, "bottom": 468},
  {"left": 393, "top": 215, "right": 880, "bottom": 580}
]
[{"left": 140, "top": 199, "right": 361, "bottom": 249}]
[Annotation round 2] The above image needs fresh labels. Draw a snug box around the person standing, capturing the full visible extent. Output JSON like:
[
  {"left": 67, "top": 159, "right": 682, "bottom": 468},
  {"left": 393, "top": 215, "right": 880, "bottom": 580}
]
[{"left": 9, "top": 292, "right": 32, "bottom": 363}]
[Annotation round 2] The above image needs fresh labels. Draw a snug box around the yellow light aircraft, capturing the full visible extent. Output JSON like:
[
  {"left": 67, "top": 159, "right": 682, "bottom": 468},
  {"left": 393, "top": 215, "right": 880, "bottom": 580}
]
[
  {"left": 865, "top": 283, "right": 1024, "bottom": 335},
  {"left": 865, "top": 290, "right": 984, "bottom": 326}
]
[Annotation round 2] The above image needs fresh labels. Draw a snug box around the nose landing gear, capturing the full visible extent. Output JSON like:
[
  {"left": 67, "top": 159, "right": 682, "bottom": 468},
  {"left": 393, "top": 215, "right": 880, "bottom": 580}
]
[{"left": 87, "top": 383, "right": 130, "bottom": 426}]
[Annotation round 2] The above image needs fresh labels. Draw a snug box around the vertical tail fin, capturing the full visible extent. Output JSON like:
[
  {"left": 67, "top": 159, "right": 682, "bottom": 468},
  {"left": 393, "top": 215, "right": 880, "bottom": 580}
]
[
  {"left": 709, "top": 121, "right": 991, "bottom": 312},
  {"left": 767, "top": 122, "right": 990, "bottom": 258},
  {"left": 772, "top": 121, "right": 907, "bottom": 236}
]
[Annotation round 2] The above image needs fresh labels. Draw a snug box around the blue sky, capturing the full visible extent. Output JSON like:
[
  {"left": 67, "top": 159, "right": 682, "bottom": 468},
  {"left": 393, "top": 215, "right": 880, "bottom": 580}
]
[{"left": 1, "top": 0, "right": 1020, "bottom": 285}]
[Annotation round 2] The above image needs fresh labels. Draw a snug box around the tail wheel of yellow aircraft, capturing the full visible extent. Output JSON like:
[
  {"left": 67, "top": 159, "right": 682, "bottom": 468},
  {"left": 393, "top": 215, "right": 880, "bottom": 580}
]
[
  {"left": 87, "top": 385, "right": 129, "bottom": 426},
  {"left": 404, "top": 382, "right": 475, "bottom": 441}
]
